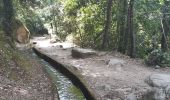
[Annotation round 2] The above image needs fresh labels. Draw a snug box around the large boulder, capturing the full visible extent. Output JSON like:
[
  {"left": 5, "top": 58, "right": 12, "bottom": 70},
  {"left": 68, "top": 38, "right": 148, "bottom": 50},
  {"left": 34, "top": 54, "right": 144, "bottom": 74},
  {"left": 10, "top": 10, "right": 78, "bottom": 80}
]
[
  {"left": 12, "top": 19, "right": 30, "bottom": 44},
  {"left": 108, "top": 59, "right": 126, "bottom": 66},
  {"left": 145, "top": 74, "right": 170, "bottom": 100},
  {"left": 125, "top": 93, "right": 137, "bottom": 100},
  {"left": 16, "top": 25, "right": 30, "bottom": 43},
  {"left": 71, "top": 48, "right": 97, "bottom": 58},
  {"left": 146, "top": 74, "right": 170, "bottom": 88}
]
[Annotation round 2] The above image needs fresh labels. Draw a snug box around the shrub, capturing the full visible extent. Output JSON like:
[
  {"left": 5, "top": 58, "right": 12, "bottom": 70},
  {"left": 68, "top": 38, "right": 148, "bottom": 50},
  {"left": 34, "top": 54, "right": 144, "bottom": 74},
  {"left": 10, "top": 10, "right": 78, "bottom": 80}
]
[{"left": 146, "top": 49, "right": 170, "bottom": 67}]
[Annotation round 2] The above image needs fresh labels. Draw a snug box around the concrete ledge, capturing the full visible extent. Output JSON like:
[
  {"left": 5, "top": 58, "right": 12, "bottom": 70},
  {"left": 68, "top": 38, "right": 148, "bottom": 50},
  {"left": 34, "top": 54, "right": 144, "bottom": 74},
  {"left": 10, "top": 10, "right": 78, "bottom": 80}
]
[{"left": 33, "top": 47, "right": 98, "bottom": 100}]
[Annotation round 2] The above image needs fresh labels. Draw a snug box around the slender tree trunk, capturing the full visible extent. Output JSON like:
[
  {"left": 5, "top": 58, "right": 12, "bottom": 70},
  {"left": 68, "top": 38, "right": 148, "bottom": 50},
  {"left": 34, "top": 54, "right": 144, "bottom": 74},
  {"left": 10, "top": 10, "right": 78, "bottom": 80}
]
[
  {"left": 2, "top": 0, "right": 14, "bottom": 35},
  {"left": 161, "top": 0, "right": 169, "bottom": 52},
  {"left": 118, "top": 0, "right": 128, "bottom": 53},
  {"left": 102, "top": 0, "right": 113, "bottom": 49},
  {"left": 127, "top": 0, "right": 135, "bottom": 58},
  {"left": 161, "top": 18, "right": 168, "bottom": 52}
]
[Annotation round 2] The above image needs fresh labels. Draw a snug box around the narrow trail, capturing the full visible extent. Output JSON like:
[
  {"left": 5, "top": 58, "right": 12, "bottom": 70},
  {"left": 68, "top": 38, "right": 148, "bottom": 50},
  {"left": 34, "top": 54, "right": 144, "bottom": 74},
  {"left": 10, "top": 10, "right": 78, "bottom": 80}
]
[{"left": 31, "top": 36, "right": 170, "bottom": 100}]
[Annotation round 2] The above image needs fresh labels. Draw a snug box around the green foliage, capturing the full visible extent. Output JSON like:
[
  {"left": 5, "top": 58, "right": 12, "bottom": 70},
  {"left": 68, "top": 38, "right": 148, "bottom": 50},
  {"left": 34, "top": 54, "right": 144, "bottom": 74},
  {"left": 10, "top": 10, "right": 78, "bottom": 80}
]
[
  {"left": 135, "top": 0, "right": 162, "bottom": 58},
  {"left": 11, "top": 0, "right": 170, "bottom": 59},
  {"left": 58, "top": 0, "right": 113, "bottom": 49},
  {"left": 146, "top": 49, "right": 170, "bottom": 67},
  {"left": 159, "top": 51, "right": 170, "bottom": 67},
  {"left": 64, "top": 0, "right": 79, "bottom": 16},
  {"left": 77, "top": 4, "right": 104, "bottom": 48},
  {"left": 0, "top": 0, "right": 3, "bottom": 21},
  {"left": 12, "top": 0, "right": 60, "bottom": 35}
]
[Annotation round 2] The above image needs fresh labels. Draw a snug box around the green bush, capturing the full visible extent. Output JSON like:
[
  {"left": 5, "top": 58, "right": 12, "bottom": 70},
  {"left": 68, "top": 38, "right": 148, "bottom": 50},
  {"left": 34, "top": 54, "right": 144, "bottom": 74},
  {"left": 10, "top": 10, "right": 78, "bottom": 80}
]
[
  {"left": 160, "top": 51, "right": 170, "bottom": 67},
  {"left": 146, "top": 49, "right": 170, "bottom": 67}
]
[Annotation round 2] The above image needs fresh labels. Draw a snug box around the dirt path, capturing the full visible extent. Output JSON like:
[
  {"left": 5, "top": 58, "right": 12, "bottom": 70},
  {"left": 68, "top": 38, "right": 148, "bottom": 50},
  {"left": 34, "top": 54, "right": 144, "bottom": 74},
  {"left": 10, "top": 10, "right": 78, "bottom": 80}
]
[{"left": 32, "top": 36, "right": 170, "bottom": 100}]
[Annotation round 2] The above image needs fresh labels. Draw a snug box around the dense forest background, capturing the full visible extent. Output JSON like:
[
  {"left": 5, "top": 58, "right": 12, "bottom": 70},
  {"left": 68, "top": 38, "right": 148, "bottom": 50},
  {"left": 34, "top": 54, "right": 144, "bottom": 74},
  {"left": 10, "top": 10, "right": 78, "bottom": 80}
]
[{"left": 0, "top": 0, "right": 170, "bottom": 66}]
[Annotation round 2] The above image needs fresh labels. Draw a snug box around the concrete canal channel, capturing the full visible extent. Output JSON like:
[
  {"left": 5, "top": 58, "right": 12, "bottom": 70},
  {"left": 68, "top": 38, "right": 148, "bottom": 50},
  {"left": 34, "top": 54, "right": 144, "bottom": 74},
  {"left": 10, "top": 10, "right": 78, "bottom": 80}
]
[{"left": 32, "top": 48, "right": 96, "bottom": 100}]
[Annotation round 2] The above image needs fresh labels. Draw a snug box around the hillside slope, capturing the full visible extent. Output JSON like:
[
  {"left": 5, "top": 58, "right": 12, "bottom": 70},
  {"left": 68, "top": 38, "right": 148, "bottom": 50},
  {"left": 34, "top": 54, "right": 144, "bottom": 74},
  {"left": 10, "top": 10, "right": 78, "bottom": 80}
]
[{"left": 0, "top": 31, "right": 58, "bottom": 100}]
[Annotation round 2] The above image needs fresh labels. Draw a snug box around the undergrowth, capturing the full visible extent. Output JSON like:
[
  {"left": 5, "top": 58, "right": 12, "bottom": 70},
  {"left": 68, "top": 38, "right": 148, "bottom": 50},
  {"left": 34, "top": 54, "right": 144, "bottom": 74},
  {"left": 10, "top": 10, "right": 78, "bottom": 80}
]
[{"left": 146, "top": 49, "right": 170, "bottom": 67}]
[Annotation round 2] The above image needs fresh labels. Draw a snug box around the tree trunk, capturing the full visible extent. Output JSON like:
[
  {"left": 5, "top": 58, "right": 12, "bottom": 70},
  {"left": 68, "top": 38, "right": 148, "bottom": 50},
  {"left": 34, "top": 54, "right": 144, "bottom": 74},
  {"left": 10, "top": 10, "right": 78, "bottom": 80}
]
[
  {"left": 118, "top": 0, "right": 128, "bottom": 54},
  {"left": 2, "top": 0, "right": 14, "bottom": 35},
  {"left": 127, "top": 0, "right": 135, "bottom": 58},
  {"left": 161, "top": 17, "right": 168, "bottom": 52},
  {"left": 102, "top": 0, "right": 113, "bottom": 49},
  {"left": 161, "top": 0, "right": 169, "bottom": 52}
]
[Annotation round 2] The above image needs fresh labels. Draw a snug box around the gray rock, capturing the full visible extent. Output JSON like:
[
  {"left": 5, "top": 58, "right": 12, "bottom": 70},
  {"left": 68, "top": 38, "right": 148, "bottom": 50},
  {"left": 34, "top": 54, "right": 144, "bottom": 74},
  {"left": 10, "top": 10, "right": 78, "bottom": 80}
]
[
  {"left": 145, "top": 74, "right": 170, "bottom": 100},
  {"left": 142, "top": 88, "right": 166, "bottom": 100},
  {"left": 108, "top": 59, "right": 125, "bottom": 71},
  {"left": 108, "top": 59, "right": 126, "bottom": 66},
  {"left": 125, "top": 93, "right": 137, "bottom": 100},
  {"left": 153, "top": 88, "right": 166, "bottom": 100},
  {"left": 71, "top": 48, "right": 97, "bottom": 58},
  {"left": 146, "top": 74, "right": 170, "bottom": 88},
  {"left": 155, "top": 65, "right": 161, "bottom": 69},
  {"left": 166, "top": 85, "right": 170, "bottom": 99}
]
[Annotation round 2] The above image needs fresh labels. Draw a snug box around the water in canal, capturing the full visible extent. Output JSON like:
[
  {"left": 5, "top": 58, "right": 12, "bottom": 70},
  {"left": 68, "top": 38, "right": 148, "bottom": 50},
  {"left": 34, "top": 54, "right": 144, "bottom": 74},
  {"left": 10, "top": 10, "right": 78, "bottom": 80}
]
[{"left": 32, "top": 53, "right": 85, "bottom": 100}]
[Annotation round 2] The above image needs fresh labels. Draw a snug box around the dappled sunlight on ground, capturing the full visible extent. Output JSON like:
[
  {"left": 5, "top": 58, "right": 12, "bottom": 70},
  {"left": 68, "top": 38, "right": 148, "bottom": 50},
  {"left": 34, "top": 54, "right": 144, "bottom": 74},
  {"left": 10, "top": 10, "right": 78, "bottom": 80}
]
[
  {"left": 32, "top": 36, "right": 170, "bottom": 99},
  {"left": 31, "top": 36, "right": 76, "bottom": 49}
]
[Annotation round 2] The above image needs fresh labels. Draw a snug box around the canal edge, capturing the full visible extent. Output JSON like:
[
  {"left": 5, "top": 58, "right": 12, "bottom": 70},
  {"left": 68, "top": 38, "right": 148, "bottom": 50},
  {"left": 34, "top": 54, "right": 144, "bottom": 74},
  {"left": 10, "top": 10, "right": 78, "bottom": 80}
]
[{"left": 33, "top": 47, "right": 99, "bottom": 100}]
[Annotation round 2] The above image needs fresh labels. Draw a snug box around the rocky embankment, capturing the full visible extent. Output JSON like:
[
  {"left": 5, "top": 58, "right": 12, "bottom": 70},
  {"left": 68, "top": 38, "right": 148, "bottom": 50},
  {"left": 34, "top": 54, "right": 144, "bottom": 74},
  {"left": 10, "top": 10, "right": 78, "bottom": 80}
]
[{"left": 0, "top": 32, "right": 58, "bottom": 100}]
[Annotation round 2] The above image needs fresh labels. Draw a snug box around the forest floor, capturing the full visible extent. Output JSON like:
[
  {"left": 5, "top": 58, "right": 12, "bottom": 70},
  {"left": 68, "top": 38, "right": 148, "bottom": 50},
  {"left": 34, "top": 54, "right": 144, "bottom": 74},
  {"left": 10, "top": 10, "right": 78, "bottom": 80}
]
[
  {"left": 0, "top": 32, "right": 58, "bottom": 100},
  {"left": 32, "top": 36, "right": 170, "bottom": 100}
]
